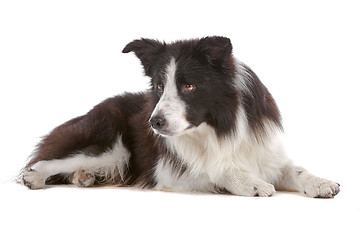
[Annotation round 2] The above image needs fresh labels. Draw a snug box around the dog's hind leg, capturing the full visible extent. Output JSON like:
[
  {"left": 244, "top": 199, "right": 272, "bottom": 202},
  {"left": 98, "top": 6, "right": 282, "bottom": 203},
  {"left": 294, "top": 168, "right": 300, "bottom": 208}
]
[{"left": 22, "top": 135, "right": 131, "bottom": 189}]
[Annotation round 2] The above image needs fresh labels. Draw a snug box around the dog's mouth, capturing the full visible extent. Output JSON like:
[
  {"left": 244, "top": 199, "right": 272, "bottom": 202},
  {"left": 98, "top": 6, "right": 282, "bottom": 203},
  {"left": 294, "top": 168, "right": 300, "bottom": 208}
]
[
  {"left": 185, "top": 125, "right": 194, "bottom": 131},
  {"left": 152, "top": 124, "right": 195, "bottom": 137}
]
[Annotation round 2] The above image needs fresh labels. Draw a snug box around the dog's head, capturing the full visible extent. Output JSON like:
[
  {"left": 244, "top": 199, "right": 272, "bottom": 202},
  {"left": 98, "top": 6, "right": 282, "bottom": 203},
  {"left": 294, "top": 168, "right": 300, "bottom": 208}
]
[{"left": 123, "top": 36, "right": 239, "bottom": 137}]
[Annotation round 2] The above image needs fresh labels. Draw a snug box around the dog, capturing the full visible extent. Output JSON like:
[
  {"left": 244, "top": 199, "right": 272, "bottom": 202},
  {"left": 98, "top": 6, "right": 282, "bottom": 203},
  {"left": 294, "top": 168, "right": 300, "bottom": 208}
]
[{"left": 21, "top": 36, "right": 340, "bottom": 197}]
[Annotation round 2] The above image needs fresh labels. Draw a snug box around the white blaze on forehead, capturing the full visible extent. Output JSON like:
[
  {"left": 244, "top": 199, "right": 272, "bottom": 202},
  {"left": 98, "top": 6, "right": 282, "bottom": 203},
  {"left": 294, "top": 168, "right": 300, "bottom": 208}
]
[
  {"left": 151, "top": 58, "right": 191, "bottom": 136},
  {"left": 166, "top": 58, "right": 177, "bottom": 90}
]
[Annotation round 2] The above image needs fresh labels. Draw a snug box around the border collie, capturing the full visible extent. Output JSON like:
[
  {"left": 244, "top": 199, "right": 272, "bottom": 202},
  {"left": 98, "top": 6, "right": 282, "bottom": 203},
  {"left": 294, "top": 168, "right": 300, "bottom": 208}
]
[{"left": 21, "top": 36, "right": 340, "bottom": 198}]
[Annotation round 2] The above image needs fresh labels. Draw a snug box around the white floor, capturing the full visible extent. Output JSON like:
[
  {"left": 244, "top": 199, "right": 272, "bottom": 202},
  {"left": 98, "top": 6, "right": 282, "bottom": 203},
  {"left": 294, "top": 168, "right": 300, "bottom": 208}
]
[{"left": 1, "top": 179, "right": 358, "bottom": 240}]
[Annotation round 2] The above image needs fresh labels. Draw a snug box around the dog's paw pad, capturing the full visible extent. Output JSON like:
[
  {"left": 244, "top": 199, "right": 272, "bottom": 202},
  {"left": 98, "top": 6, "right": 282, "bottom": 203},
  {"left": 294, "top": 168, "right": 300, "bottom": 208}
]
[
  {"left": 22, "top": 169, "right": 46, "bottom": 190},
  {"left": 72, "top": 169, "right": 96, "bottom": 187}
]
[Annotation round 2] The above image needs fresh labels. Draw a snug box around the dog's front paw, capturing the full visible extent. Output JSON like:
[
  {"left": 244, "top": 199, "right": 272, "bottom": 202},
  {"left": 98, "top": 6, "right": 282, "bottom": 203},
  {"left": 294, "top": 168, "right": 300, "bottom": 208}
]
[
  {"left": 22, "top": 169, "right": 46, "bottom": 190},
  {"left": 252, "top": 182, "right": 276, "bottom": 197},
  {"left": 229, "top": 180, "right": 276, "bottom": 197},
  {"left": 225, "top": 174, "right": 276, "bottom": 197},
  {"left": 304, "top": 178, "right": 340, "bottom": 198}
]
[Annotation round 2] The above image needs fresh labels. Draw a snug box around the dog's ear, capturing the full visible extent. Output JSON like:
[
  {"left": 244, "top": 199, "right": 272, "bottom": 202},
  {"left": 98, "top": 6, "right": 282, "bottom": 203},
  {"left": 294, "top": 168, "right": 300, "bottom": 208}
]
[
  {"left": 197, "top": 36, "right": 233, "bottom": 71},
  {"left": 123, "top": 38, "right": 165, "bottom": 76}
]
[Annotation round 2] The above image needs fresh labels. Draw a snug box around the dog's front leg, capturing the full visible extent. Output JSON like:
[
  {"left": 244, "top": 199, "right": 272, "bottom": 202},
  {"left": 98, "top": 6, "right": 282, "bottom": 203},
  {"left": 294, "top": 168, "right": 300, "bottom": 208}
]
[
  {"left": 275, "top": 165, "right": 340, "bottom": 198},
  {"left": 222, "top": 169, "right": 276, "bottom": 197}
]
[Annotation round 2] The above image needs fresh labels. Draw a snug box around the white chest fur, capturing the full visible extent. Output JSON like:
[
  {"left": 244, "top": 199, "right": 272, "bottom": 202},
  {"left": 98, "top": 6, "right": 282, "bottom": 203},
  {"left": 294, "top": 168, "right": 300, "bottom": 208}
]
[{"left": 154, "top": 113, "right": 291, "bottom": 193}]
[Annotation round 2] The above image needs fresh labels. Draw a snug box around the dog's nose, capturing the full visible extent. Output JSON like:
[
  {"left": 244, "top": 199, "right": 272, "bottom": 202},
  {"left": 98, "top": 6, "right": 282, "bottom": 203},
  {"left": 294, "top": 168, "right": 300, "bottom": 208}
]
[{"left": 150, "top": 115, "right": 166, "bottom": 130}]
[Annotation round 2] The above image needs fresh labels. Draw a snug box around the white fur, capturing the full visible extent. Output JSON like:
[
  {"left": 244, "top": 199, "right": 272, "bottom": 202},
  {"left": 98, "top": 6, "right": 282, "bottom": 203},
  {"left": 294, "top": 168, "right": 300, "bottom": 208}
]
[
  {"left": 151, "top": 58, "right": 191, "bottom": 136},
  {"left": 154, "top": 108, "right": 291, "bottom": 195},
  {"left": 234, "top": 61, "right": 252, "bottom": 96},
  {"left": 276, "top": 165, "right": 340, "bottom": 198},
  {"left": 23, "top": 135, "right": 130, "bottom": 189}
]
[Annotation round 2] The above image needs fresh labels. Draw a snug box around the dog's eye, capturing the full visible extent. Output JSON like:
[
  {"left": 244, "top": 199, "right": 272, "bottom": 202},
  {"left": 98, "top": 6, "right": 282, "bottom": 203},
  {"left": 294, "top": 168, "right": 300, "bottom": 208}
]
[
  {"left": 184, "top": 84, "right": 195, "bottom": 92},
  {"left": 157, "top": 84, "right": 164, "bottom": 92}
]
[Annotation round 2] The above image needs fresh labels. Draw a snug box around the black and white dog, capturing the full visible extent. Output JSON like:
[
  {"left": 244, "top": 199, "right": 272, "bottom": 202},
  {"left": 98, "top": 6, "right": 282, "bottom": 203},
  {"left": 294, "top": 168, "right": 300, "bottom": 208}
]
[{"left": 21, "top": 36, "right": 340, "bottom": 197}]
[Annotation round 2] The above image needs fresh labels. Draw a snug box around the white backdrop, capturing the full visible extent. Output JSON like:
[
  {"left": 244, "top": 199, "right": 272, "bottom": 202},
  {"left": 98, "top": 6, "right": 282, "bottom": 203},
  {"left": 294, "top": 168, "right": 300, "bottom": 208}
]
[{"left": 1, "top": 1, "right": 359, "bottom": 239}]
